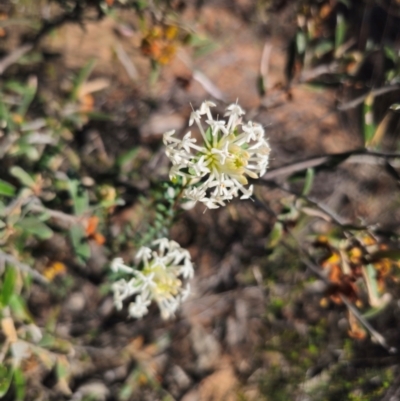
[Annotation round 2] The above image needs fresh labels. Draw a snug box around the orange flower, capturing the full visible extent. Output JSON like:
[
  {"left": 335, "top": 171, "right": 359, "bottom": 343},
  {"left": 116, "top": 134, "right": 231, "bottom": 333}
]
[{"left": 85, "top": 216, "right": 105, "bottom": 245}]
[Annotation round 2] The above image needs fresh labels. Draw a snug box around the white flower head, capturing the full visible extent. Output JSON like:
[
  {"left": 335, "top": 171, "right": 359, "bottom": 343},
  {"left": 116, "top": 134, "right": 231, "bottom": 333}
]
[
  {"left": 163, "top": 101, "right": 270, "bottom": 209},
  {"left": 110, "top": 238, "right": 194, "bottom": 319}
]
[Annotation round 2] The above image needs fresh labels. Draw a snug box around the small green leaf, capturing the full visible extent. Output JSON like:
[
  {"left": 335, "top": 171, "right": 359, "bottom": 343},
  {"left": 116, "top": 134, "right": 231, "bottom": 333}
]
[
  {"left": 314, "top": 40, "right": 334, "bottom": 58},
  {"left": 390, "top": 103, "right": 400, "bottom": 112},
  {"left": 257, "top": 75, "right": 266, "bottom": 96},
  {"left": 0, "top": 366, "right": 13, "bottom": 397},
  {"left": 1, "top": 266, "right": 17, "bottom": 307},
  {"left": 302, "top": 168, "right": 315, "bottom": 196},
  {"left": 266, "top": 221, "right": 284, "bottom": 248},
  {"left": 335, "top": 13, "right": 346, "bottom": 51},
  {"left": 384, "top": 46, "right": 398, "bottom": 62},
  {"left": 71, "top": 59, "right": 96, "bottom": 101},
  {"left": 205, "top": 126, "right": 213, "bottom": 144},
  {"left": 365, "top": 264, "right": 379, "bottom": 299},
  {"left": 69, "top": 225, "right": 91, "bottom": 263},
  {"left": 296, "top": 31, "right": 307, "bottom": 55},
  {"left": 0, "top": 179, "right": 16, "bottom": 197},
  {"left": 16, "top": 217, "right": 53, "bottom": 240},
  {"left": 13, "top": 368, "right": 26, "bottom": 401},
  {"left": 9, "top": 294, "right": 34, "bottom": 323},
  {"left": 117, "top": 147, "right": 139, "bottom": 169},
  {"left": 9, "top": 166, "right": 35, "bottom": 189},
  {"left": 363, "top": 93, "right": 376, "bottom": 145},
  {"left": 67, "top": 179, "right": 89, "bottom": 216}
]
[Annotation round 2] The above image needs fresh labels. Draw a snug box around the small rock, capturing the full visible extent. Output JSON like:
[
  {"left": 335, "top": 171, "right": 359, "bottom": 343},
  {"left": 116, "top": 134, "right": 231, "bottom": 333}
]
[
  {"left": 72, "top": 381, "right": 110, "bottom": 401},
  {"left": 66, "top": 292, "right": 86, "bottom": 312}
]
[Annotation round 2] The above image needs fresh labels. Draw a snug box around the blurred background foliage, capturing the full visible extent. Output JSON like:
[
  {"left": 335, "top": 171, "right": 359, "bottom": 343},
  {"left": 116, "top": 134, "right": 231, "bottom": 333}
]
[{"left": 0, "top": 0, "right": 400, "bottom": 400}]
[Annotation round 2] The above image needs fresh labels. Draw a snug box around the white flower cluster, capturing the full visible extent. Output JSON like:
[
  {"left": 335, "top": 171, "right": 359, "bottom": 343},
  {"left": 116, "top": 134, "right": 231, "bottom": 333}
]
[
  {"left": 164, "top": 101, "right": 270, "bottom": 209},
  {"left": 111, "top": 238, "right": 193, "bottom": 320}
]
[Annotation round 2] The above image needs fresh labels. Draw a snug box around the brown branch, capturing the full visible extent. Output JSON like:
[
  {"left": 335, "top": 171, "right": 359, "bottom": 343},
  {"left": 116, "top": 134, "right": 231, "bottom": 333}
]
[{"left": 260, "top": 149, "right": 400, "bottom": 180}]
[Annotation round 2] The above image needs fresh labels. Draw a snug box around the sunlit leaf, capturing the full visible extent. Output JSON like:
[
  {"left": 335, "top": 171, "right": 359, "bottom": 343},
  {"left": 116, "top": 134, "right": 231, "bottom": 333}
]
[
  {"left": 302, "top": 168, "right": 315, "bottom": 196},
  {"left": 335, "top": 13, "right": 346, "bottom": 51},
  {"left": 368, "top": 112, "right": 391, "bottom": 149},
  {"left": 0, "top": 179, "right": 15, "bottom": 197},
  {"left": 56, "top": 356, "right": 72, "bottom": 396},
  {"left": 16, "top": 217, "right": 53, "bottom": 240},
  {"left": 314, "top": 40, "right": 334, "bottom": 58},
  {"left": 71, "top": 59, "right": 96, "bottom": 101},
  {"left": 390, "top": 103, "right": 400, "bottom": 112},
  {"left": 117, "top": 147, "right": 140, "bottom": 169},
  {"left": 296, "top": 31, "right": 307, "bottom": 55},
  {"left": 9, "top": 294, "right": 34, "bottom": 323},
  {"left": 69, "top": 225, "right": 91, "bottom": 263},
  {"left": 67, "top": 178, "right": 89, "bottom": 216},
  {"left": 266, "top": 221, "right": 284, "bottom": 248},
  {"left": 9, "top": 166, "right": 35, "bottom": 189},
  {"left": 363, "top": 93, "right": 376, "bottom": 145},
  {"left": 13, "top": 368, "right": 26, "bottom": 401},
  {"left": 0, "top": 366, "right": 13, "bottom": 398},
  {"left": 0, "top": 266, "right": 17, "bottom": 307}
]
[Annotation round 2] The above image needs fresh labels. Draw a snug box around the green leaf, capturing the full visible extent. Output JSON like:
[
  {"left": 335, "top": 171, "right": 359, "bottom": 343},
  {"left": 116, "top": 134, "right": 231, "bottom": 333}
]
[
  {"left": 5, "top": 80, "right": 37, "bottom": 117},
  {"left": 296, "top": 31, "right": 307, "bottom": 55},
  {"left": 16, "top": 217, "right": 53, "bottom": 240},
  {"left": 364, "top": 264, "right": 379, "bottom": 300},
  {"left": 266, "top": 221, "right": 284, "bottom": 248},
  {"left": 335, "top": 13, "right": 346, "bottom": 51},
  {"left": 71, "top": 59, "right": 96, "bottom": 101},
  {"left": 205, "top": 126, "right": 213, "bottom": 144},
  {"left": 13, "top": 368, "right": 26, "bottom": 401},
  {"left": 0, "top": 366, "right": 13, "bottom": 398},
  {"left": 117, "top": 147, "right": 140, "bottom": 169},
  {"left": 67, "top": 178, "right": 89, "bottom": 216},
  {"left": 363, "top": 94, "right": 376, "bottom": 145},
  {"left": 314, "top": 40, "right": 334, "bottom": 58},
  {"left": 1, "top": 266, "right": 17, "bottom": 307},
  {"left": 384, "top": 46, "right": 398, "bottom": 62},
  {"left": 257, "top": 75, "right": 266, "bottom": 96},
  {"left": 0, "top": 179, "right": 16, "bottom": 197},
  {"left": 302, "top": 168, "right": 315, "bottom": 196},
  {"left": 9, "top": 166, "right": 35, "bottom": 189},
  {"left": 69, "top": 225, "right": 91, "bottom": 263},
  {"left": 9, "top": 294, "right": 34, "bottom": 323},
  {"left": 390, "top": 103, "right": 400, "bottom": 112}
]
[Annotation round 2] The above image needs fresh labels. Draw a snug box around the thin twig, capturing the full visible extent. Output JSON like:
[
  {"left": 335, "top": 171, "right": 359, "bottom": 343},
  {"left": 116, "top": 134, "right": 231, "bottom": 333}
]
[
  {"left": 0, "top": 44, "right": 33, "bottom": 75},
  {"left": 0, "top": 251, "right": 48, "bottom": 285},
  {"left": 337, "top": 84, "right": 400, "bottom": 111},
  {"left": 260, "top": 149, "right": 400, "bottom": 180}
]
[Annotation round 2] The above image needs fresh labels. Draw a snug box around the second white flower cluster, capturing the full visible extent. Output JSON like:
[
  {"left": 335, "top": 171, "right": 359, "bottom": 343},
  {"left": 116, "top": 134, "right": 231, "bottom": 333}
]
[{"left": 111, "top": 238, "right": 193, "bottom": 320}]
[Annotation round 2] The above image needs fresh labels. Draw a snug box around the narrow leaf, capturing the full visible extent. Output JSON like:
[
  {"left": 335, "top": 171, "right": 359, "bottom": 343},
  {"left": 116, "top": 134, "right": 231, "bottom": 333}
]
[
  {"left": 13, "top": 368, "right": 26, "bottom": 401},
  {"left": 9, "top": 166, "right": 35, "bottom": 189},
  {"left": 71, "top": 59, "right": 96, "bottom": 101},
  {"left": 0, "top": 366, "right": 13, "bottom": 397},
  {"left": 363, "top": 93, "right": 376, "bottom": 145},
  {"left": 0, "top": 179, "right": 16, "bottom": 197},
  {"left": 69, "top": 225, "right": 91, "bottom": 263},
  {"left": 335, "top": 13, "right": 346, "bottom": 51},
  {"left": 1, "top": 267, "right": 17, "bottom": 307},
  {"left": 16, "top": 217, "right": 53, "bottom": 240},
  {"left": 67, "top": 178, "right": 89, "bottom": 216},
  {"left": 302, "top": 168, "right": 315, "bottom": 196}
]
